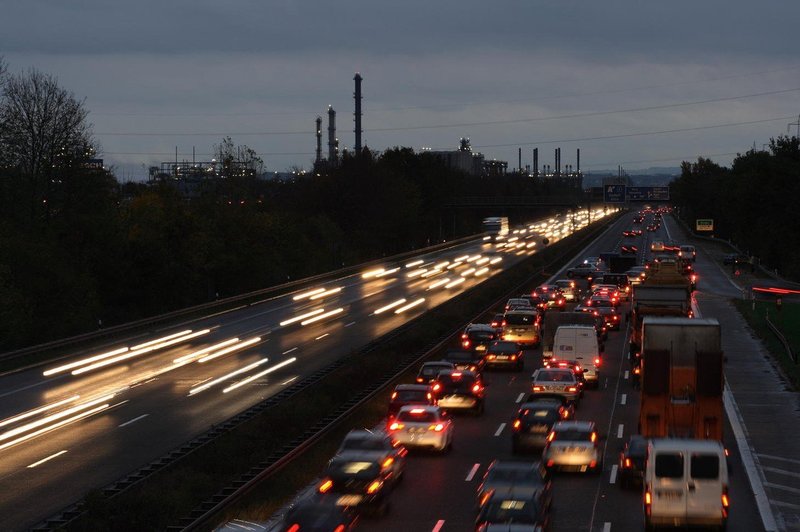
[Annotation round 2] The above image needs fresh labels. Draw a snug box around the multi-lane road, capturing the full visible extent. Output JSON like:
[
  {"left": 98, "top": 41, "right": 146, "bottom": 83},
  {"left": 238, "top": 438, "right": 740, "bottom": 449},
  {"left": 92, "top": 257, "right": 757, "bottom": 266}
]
[{"left": 0, "top": 209, "right": 616, "bottom": 530}]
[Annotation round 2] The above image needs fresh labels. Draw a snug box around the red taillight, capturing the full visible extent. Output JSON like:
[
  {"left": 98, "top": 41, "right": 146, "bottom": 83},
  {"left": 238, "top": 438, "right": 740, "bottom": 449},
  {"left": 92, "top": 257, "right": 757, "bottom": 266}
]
[
  {"left": 509, "top": 354, "right": 517, "bottom": 361},
  {"left": 487, "top": 354, "right": 496, "bottom": 360},
  {"left": 533, "top": 386, "right": 543, "bottom": 392},
  {"left": 722, "top": 488, "right": 729, "bottom": 509},
  {"left": 366, "top": 480, "right": 383, "bottom": 494},
  {"left": 624, "top": 458, "right": 631, "bottom": 468},
  {"left": 462, "top": 340, "right": 471, "bottom": 348},
  {"left": 461, "top": 333, "right": 468, "bottom": 339},
  {"left": 472, "top": 383, "right": 483, "bottom": 393},
  {"left": 547, "top": 459, "right": 555, "bottom": 467},
  {"left": 416, "top": 377, "right": 424, "bottom": 383},
  {"left": 562, "top": 409, "right": 569, "bottom": 419},
  {"left": 547, "top": 432, "right": 555, "bottom": 442},
  {"left": 389, "top": 422, "right": 403, "bottom": 430},
  {"left": 590, "top": 460, "right": 597, "bottom": 468},
  {"left": 594, "top": 357, "right": 601, "bottom": 366},
  {"left": 287, "top": 525, "right": 300, "bottom": 532},
  {"left": 645, "top": 490, "right": 652, "bottom": 507},
  {"left": 432, "top": 383, "right": 441, "bottom": 392},
  {"left": 319, "top": 479, "right": 333, "bottom": 493},
  {"left": 590, "top": 432, "right": 597, "bottom": 443},
  {"left": 382, "top": 457, "right": 394, "bottom": 469},
  {"left": 391, "top": 392, "right": 397, "bottom": 399},
  {"left": 633, "top": 366, "right": 641, "bottom": 375},
  {"left": 513, "top": 419, "right": 521, "bottom": 431},
  {"left": 593, "top": 311, "right": 599, "bottom": 316},
  {"left": 430, "top": 423, "right": 445, "bottom": 432},
  {"left": 333, "top": 526, "right": 346, "bottom": 532}
]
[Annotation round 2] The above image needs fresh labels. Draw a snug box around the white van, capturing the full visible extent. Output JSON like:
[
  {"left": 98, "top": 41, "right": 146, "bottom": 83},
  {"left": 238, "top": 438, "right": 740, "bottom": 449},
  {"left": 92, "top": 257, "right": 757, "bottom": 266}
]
[
  {"left": 644, "top": 439, "right": 729, "bottom": 531},
  {"left": 552, "top": 325, "right": 600, "bottom": 387}
]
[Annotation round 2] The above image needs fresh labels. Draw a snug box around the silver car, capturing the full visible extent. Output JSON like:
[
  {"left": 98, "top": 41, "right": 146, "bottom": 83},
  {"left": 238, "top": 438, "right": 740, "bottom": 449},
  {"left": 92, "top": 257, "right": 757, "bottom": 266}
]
[
  {"left": 542, "top": 420, "right": 602, "bottom": 473},
  {"left": 387, "top": 405, "right": 453, "bottom": 452},
  {"left": 530, "top": 368, "right": 580, "bottom": 405},
  {"left": 502, "top": 310, "right": 541, "bottom": 347}
]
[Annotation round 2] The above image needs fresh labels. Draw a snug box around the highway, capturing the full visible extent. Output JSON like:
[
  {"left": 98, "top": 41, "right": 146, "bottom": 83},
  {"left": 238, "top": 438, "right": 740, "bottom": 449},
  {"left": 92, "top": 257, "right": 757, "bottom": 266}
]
[
  {"left": 0, "top": 209, "right": 616, "bottom": 531},
  {"left": 266, "top": 208, "right": 768, "bottom": 532}
]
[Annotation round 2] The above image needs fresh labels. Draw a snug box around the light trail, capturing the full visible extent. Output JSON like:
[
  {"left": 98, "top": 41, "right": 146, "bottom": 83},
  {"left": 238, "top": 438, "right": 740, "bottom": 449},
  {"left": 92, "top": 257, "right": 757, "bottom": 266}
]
[
  {"left": 375, "top": 267, "right": 399, "bottom": 278},
  {"left": 374, "top": 298, "right": 407, "bottom": 314},
  {"left": 197, "top": 337, "right": 262, "bottom": 363},
  {"left": 301, "top": 308, "right": 344, "bottom": 325},
  {"left": 292, "top": 288, "right": 326, "bottom": 300},
  {"left": 189, "top": 358, "right": 271, "bottom": 395},
  {"left": 43, "top": 347, "right": 130, "bottom": 377},
  {"left": 309, "top": 287, "right": 342, "bottom": 300},
  {"left": 428, "top": 278, "right": 451, "bottom": 290},
  {"left": 394, "top": 298, "right": 425, "bottom": 314},
  {"left": 446, "top": 261, "right": 464, "bottom": 270},
  {"left": 406, "top": 268, "right": 427, "bottom": 278},
  {"left": 0, "top": 394, "right": 115, "bottom": 443},
  {"left": 474, "top": 267, "right": 489, "bottom": 276},
  {"left": 445, "top": 278, "right": 465, "bottom": 289},
  {"left": 71, "top": 329, "right": 211, "bottom": 375},
  {"left": 489, "top": 257, "right": 502, "bottom": 265},
  {"left": 27, "top": 450, "right": 68, "bottom": 468},
  {"left": 223, "top": 357, "right": 298, "bottom": 393},
  {"left": 279, "top": 308, "right": 325, "bottom": 326},
  {"left": 361, "top": 268, "right": 385, "bottom": 279},
  {"left": 131, "top": 329, "right": 195, "bottom": 351},
  {"left": 405, "top": 259, "right": 424, "bottom": 268},
  {"left": 460, "top": 268, "right": 476, "bottom": 277},
  {"left": 0, "top": 395, "right": 80, "bottom": 428},
  {"left": 173, "top": 338, "right": 241, "bottom": 364},
  {"left": 0, "top": 403, "right": 110, "bottom": 451}
]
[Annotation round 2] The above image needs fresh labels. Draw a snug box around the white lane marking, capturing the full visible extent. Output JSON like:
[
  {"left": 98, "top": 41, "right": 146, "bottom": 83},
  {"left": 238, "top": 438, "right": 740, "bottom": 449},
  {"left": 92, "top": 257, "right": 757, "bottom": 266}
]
[
  {"left": 773, "top": 500, "right": 800, "bottom": 510},
  {"left": 764, "top": 482, "right": 800, "bottom": 495},
  {"left": 119, "top": 414, "right": 149, "bottom": 428},
  {"left": 723, "top": 386, "right": 779, "bottom": 531},
  {"left": 609, "top": 465, "right": 618, "bottom": 484},
  {"left": 494, "top": 423, "right": 506, "bottom": 437},
  {"left": 282, "top": 347, "right": 298, "bottom": 355},
  {"left": 758, "top": 453, "right": 800, "bottom": 466},
  {"left": 432, "top": 520, "right": 445, "bottom": 532},
  {"left": 465, "top": 463, "right": 480, "bottom": 481},
  {"left": 280, "top": 377, "right": 297, "bottom": 386},
  {"left": 624, "top": 370, "right": 629, "bottom": 379},
  {"left": 315, "top": 333, "right": 329, "bottom": 340},
  {"left": 604, "top": 378, "right": 609, "bottom": 389},
  {"left": 617, "top": 424, "right": 624, "bottom": 438},
  {"left": 27, "top": 450, "right": 68, "bottom": 468},
  {"left": 762, "top": 466, "right": 800, "bottom": 479},
  {"left": 620, "top": 394, "right": 627, "bottom": 405},
  {"left": 602, "top": 522, "right": 611, "bottom": 532},
  {"left": 345, "top": 321, "right": 356, "bottom": 327},
  {"left": 515, "top": 392, "right": 526, "bottom": 403}
]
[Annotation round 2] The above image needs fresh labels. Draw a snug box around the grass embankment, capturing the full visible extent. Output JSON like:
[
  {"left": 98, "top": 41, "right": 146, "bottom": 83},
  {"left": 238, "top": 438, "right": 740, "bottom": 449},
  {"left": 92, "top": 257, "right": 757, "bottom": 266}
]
[
  {"left": 65, "top": 216, "right": 619, "bottom": 532},
  {"left": 733, "top": 299, "right": 800, "bottom": 389}
]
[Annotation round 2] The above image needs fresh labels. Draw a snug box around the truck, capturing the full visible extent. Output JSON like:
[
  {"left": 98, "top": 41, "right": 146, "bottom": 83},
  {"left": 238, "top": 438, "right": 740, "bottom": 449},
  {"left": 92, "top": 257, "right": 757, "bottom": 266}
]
[
  {"left": 542, "top": 311, "right": 603, "bottom": 359},
  {"left": 482, "top": 217, "right": 509, "bottom": 241},
  {"left": 598, "top": 252, "right": 637, "bottom": 273},
  {"left": 638, "top": 317, "right": 724, "bottom": 440},
  {"left": 628, "top": 284, "right": 691, "bottom": 356}
]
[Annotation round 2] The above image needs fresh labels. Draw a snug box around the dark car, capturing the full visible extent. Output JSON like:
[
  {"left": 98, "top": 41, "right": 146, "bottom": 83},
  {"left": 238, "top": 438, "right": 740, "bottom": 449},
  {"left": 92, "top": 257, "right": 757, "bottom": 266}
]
[
  {"left": 432, "top": 369, "right": 485, "bottom": 415},
  {"left": 317, "top": 452, "right": 398, "bottom": 516},
  {"left": 484, "top": 340, "right": 524, "bottom": 371},
  {"left": 416, "top": 360, "right": 456, "bottom": 384},
  {"left": 489, "top": 312, "right": 505, "bottom": 332},
  {"left": 475, "top": 487, "right": 551, "bottom": 531},
  {"left": 443, "top": 349, "right": 486, "bottom": 374},
  {"left": 618, "top": 435, "right": 648, "bottom": 489},
  {"left": 336, "top": 429, "right": 407, "bottom": 481},
  {"left": 534, "top": 285, "right": 566, "bottom": 311},
  {"left": 511, "top": 401, "right": 567, "bottom": 453},
  {"left": 280, "top": 497, "right": 359, "bottom": 531},
  {"left": 477, "top": 460, "right": 551, "bottom": 509},
  {"left": 566, "top": 263, "right": 602, "bottom": 280},
  {"left": 578, "top": 297, "right": 621, "bottom": 331},
  {"left": 387, "top": 384, "right": 436, "bottom": 418},
  {"left": 461, "top": 323, "right": 498, "bottom": 354}
]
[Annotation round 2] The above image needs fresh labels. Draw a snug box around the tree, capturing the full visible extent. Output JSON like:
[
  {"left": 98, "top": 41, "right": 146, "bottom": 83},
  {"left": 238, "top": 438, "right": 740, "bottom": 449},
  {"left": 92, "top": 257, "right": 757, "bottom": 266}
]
[
  {"left": 213, "top": 136, "right": 264, "bottom": 178},
  {"left": 0, "top": 68, "right": 95, "bottom": 225}
]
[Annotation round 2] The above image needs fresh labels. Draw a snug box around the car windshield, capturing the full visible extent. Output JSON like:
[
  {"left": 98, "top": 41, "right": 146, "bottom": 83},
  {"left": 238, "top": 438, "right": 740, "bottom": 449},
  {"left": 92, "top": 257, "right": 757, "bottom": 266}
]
[
  {"left": 552, "top": 429, "right": 593, "bottom": 441},
  {"left": 397, "top": 410, "right": 437, "bottom": 423},
  {"left": 505, "top": 313, "right": 535, "bottom": 325}
]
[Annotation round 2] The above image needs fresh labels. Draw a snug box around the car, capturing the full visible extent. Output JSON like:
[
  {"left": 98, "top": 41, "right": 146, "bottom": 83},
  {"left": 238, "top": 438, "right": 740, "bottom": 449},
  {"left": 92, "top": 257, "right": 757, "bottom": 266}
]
[
  {"left": 566, "top": 263, "right": 602, "bottom": 280},
  {"left": 534, "top": 285, "right": 566, "bottom": 310},
  {"left": 443, "top": 349, "right": 486, "bottom": 374},
  {"left": 542, "top": 420, "right": 603, "bottom": 473},
  {"left": 650, "top": 241, "right": 665, "bottom": 252},
  {"left": 530, "top": 368, "right": 580, "bottom": 405},
  {"left": 336, "top": 429, "right": 408, "bottom": 480},
  {"left": 618, "top": 435, "right": 648, "bottom": 489},
  {"left": 511, "top": 400, "right": 569, "bottom": 453},
  {"left": 461, "top": 323, "right": 498, "bottom": 354},
  {"left": 416, "top": 360, "right": 455, "bottom": 384},
  {"left": 620, "top": 244, "right": 638, "bottom": 255},
  {"left": 646, "top": 224, "right": 658, "bottom": 232},
  {"left": 501, "top": 309, "right": 541, "bottom": 346},
  {"left": 554, "top": 279, "right": 579, "bottom": 301},
  {"left": 579, "top": 298, "right": 621, "bottom": 330},
  {"left": 432, "top": 369, "right": 485, "bottom": 415},
  {"left": 475, "top": 487, "right": 551, "bottom": 531},
  {"left": 626, "top": 267, "right": 647, "bottom": 285},
  {"left": 484, "top": 340, "right": 524, "bottom": 371},
  {"left": 596, "top": 273, "right": 630, "bottom": 299},
  {"left": 387, "top": 384, "right": 436, "bottom": 418},
  {"left": 505, "top": 297, "right": 533, "bottom": 312},
  {"left": 476, "top": 460, "right": 551, "bottom": 509},
  {"left": 723, "top": 253, "right": 748, "bottom": 266},
  {"left": 489, "top": 312, "right": 505, "bottom": 332},
  {"left": 317, "top": 451, "right": 398, "bottom": 516},
  {"left": 542, "top": 358, "right": 586, "bottom": 395},
  {"left": 387, "top": 405, "right": 453, "bottom": 452},
  {"left": 280, "top": 497, "right": 359, "bottom": 531}
]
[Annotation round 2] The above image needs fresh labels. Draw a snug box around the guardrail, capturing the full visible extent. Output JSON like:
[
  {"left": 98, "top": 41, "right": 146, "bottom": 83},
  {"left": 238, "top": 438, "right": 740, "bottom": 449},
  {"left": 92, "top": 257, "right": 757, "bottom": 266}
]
[{"left": 765, "top": 315, "right": 797, "bottom": 364}]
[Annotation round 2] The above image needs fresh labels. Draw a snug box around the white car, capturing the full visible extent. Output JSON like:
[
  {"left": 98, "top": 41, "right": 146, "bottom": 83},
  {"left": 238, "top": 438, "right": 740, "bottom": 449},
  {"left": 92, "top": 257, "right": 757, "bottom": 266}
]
[
  {"left": 387, "top": 406, "right": 453, "bottom": 452},
  {"left": 542, "top": 420, "right": 602, "bottom": 473}
]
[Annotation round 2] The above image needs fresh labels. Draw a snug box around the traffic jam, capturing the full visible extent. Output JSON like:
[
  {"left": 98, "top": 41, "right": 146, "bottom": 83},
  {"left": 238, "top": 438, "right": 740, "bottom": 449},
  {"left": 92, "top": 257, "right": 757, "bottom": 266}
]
[{"left": 273, "top": 207, "right": 733, "bottom": 532}]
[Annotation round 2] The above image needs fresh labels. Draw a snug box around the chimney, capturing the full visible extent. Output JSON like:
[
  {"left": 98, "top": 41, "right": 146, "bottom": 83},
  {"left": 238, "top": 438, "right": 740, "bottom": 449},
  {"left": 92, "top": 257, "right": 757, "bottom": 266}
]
[
  {"left": 354, "top": 73, "right": 363, "bottom": 155},
  {"left": 315, "top": 116, "right": 322, "bottom": 164},
  {"left": 327, "top": 106, "right": 337, "bottom": 166},
  {"left": 533, "top": 148, "right": 538, "bottom": 177},
  {"left": 577, "top": 148, "right": 580, "bottom": 175},
  {"left": 518, "top": 147, "right": 522, "bottom": 173}
]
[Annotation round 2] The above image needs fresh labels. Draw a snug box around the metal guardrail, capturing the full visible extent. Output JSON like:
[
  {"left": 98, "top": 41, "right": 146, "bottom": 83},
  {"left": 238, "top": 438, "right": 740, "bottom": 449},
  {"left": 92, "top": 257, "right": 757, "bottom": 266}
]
[{"left": 765, "top": 315, "right": 797, "bottom": 364}]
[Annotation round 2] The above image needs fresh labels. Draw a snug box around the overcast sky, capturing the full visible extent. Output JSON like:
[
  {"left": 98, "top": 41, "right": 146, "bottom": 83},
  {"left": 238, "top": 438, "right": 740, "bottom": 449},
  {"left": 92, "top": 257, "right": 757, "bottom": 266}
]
[{"left": 3, "top": 0, "right": 799, "bottom": 180}]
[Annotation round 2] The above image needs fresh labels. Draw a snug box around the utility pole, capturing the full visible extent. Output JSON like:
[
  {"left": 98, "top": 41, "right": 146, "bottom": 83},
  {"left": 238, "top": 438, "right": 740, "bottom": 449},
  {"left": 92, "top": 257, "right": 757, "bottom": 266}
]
[{"left": 788, "top": 114, "right": 800, "bottom": 138}]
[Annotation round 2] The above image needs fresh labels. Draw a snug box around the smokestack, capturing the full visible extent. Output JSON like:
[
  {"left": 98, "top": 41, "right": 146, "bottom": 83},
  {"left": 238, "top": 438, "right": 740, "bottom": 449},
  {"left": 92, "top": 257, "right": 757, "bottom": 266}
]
[
  {"left": 518, "top": 147, "right": 522, "bottom": 172},
  {"left": 554, "top": 148, "right": 559, "bottom": 176},
  {"left": 533, "top": 148, "right": 538, "bottom": 177},
  {"left": 327, "top": 106, "right": 337, "bottom": 166},
  {"left": 577, "top": 148, "right": 580, "bottom": 175},
  {"left": 315, "top": 116, "right": 322, "bottom": 164},
  {"left": 354, "top": 73, "right": 363, "bottom": 155}
]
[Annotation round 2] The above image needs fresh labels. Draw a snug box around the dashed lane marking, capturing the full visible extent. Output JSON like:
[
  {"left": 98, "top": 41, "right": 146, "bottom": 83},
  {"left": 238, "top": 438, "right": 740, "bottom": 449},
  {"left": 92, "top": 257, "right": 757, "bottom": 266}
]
[
  {"left": 119, "top": 414, "right": 149, "bottom": 428},
  {"left": 609, "top": 465, "right": 618, "bottom": 484},
  {"left": 494, "top": 423, "right": 506, "bottom": 437},
  {"left": 465, "top": 463, "right": 480, "bottom": 481},
  {"left": 617, "top": 424, "right": 624, "bottom": 438},
  {"left": 516, "top": 392, "right": 526, "bottom": 403},
  {"left": 27, "top": 450, "right": 68, "bottom": 469},
  {"left": 624, "top": 370, "right": 629, "bottom": 379},
  {"left": 620, "top": 394, "right": 627, "bottom": 405},
  {"left": 432, "top": 520, "right": 445, "bottom": 532},
  {"left": 602, "top": 522, "right": 611, "bottom": 532}
]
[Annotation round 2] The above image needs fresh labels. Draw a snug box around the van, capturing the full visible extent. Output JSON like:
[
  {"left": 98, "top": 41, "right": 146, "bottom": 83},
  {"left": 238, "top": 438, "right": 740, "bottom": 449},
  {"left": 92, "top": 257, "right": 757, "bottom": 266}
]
[
  {"left": 644, "top": 439, "right": 729, "bottom": 531},
  {"left": 679, "top": 245, "right": 697, "bottom": 262},
  {"left": 552, "top": 325, "right": 600, "bottom": 387}
]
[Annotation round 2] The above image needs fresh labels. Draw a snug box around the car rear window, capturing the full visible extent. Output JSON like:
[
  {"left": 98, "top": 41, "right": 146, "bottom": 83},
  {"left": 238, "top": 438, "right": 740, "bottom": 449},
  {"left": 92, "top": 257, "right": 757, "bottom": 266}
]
[
  {"left": 505, "top": 313, "right": 536, "bottom": 326},
  {"left": 537, "top": 370, "right": 574, "bottom": 382},
  {"left": 690, "top": 454, "right": 719, "bottom": 479},
  {"left": 397, "top": 410, "right": 437, "bottom": 423},
  {"left": 488, "top": 342, "right": 518, "bottom": 355},
  {"left": 341, "top": 437, "right": 388, "bottom": 451},
  {"left": 394, "top": 390, "right": 428, "bottom": 402},
  {"left": 420, "top": 366, "right": 447, "bottom": 377},
  {"left": 553, "top": 429, "right": 593, "bottom": 441},
  {"left": 467, "top": 330, "right": 495, "bottom": 341},
  {"left": 439, "top": 374, "right": 477, "bottom": 391},
  {"left": 655, "top": 453, "right": 684, "bottom": 479}
]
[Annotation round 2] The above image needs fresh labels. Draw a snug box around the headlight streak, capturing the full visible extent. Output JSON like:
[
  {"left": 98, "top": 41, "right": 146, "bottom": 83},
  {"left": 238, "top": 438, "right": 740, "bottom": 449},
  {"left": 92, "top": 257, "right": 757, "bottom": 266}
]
[
  {"left": 427, "top": 278, "right": 451, "bottom": 290},
  {"left": 420, "top": 269, "right": 443, "bottom": 278},
  {"left": 131, "top": 330, "right": 195, "bottom": 351},
  {"left": 292, "top": 288, "right": 326, "bottom": 300},
  {"left": 489, "top": 257, "right": 502, "bottom": 265},
  {"left": 374, "top": 298, "right": 407, "bottom": 314},
  {"left": 394, "top": 298, "right": 425, "bottom": 314},
  {"left": 70, "top": 329, "right": 212, "bottom": 376},
  {"left": 189, "top": 358, "right": 271, "bottom": 396},
  {"left": 375, "top": 267, "right": 399, "bottom": 278},
  {"left": 280, "top": 308, "right": 325, "bottom": 326},
  {"left": 466, "top": 255, "right": 482, "bottom": 262},
  {"left": 445, "top": 278, "right": 465, "bottom": 289},
  {"left": 173, "top": 338, "right": 241, "bottom": 364},
  {"left": 460, "top": 268, "right": 476, "bottom": 277},
  {"left": 474, "top": 267, "right": 489, "bottom": 277},
  {"left": 0, "top": 395, "right": 81, "bottom": 428},
  {"left": 0, "top": 393, "right": 115, "bottom": 444},
  {"left": 0, "top": 403, "right": 111, "bottom": 452},
  {"left": 475, "top": 257, "right": 490, "bottom": 265},
  {"left": 405, "top": 259, "right": 424, "bottom": 268},
  {"left": 454, "top": 255, "right": 469, "bottom": 262},
  {"left": 43, "top": 347, "right": 130, "bottom": 377},
  {"left": 301, "top": 308, "right": 344, "bottom": 326},
  {"left": 223, "top": 357, "right": 298, "bottom": 394},
  {"left": 361, "top": 268, "right": 386, "bottom": 279},
  {"left": 406, "top": 268, "right": 427, "bottom": 278},
  {"left": 446, "top": 261, "right": 463, "bottom": 270},
  {"left": 197, "top": 337, "right": 262, "bottom": 363},
  {"left": 309, "top": 287, "right": 342, "bottom": 300}
]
